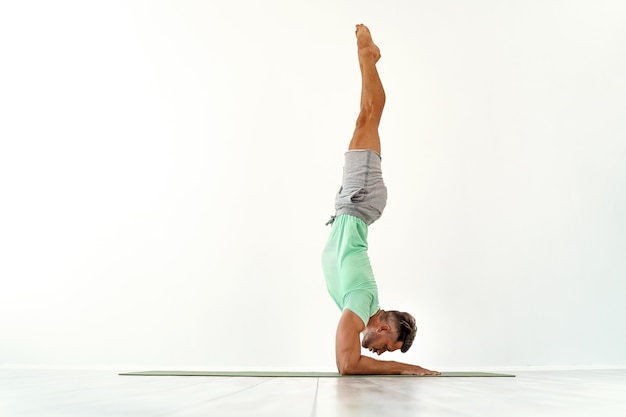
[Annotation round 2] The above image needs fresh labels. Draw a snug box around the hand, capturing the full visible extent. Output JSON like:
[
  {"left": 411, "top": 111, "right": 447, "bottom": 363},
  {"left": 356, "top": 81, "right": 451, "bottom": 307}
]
[{"left": 401, "top": 366, "right": 441, "bottom": 376}]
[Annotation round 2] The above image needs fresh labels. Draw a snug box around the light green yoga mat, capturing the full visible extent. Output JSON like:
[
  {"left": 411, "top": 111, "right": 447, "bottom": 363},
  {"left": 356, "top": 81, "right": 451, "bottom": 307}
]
[{"left": 119, "top": 370, "right": 515, "bottom": 377}]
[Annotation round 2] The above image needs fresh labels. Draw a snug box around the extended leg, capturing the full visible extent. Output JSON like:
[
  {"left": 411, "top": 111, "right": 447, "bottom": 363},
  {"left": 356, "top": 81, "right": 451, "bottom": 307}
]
[{"left": 348, "top": 24, "right": 386, "bottom": 155}]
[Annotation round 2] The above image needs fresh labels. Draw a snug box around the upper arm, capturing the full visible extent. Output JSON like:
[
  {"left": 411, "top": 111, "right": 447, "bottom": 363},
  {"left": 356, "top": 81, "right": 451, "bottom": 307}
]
[{"left": 335, "top": 309, "right": 365, "bottom": 375}]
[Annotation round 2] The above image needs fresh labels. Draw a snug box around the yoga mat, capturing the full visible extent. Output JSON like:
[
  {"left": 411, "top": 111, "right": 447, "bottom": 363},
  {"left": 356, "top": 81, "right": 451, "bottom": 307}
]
[{"left": 119, "top": 370, "right": 515, "bottom": 377}]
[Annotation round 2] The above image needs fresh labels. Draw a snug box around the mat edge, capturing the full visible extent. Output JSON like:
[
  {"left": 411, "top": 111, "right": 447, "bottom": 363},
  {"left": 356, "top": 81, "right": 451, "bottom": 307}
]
[{"left": 118, "top": 371, "right": 516, "bottom": 378}]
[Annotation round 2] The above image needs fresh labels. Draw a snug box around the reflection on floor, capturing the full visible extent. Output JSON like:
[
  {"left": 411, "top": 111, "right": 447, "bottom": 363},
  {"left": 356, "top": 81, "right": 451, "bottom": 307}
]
[{"left": 1, "top": 368, "right": 625, "bottom": 416}]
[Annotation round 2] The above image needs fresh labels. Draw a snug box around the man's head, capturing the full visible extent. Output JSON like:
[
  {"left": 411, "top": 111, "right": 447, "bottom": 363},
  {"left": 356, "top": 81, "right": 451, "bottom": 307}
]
[{"left": 361, "top": 310, "right": 417, "bottom": 355}]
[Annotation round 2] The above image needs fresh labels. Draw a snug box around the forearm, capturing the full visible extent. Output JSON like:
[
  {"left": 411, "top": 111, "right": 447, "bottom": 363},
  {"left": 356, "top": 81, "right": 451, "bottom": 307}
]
[{"left": 338, "top": 355, "right": 433, "bottom": 376}]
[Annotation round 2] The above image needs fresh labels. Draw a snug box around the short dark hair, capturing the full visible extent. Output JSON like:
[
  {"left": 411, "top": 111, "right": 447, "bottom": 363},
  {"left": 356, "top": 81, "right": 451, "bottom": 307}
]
[{"left": 384, "top": 310, "right": 417, "bottom": 353}]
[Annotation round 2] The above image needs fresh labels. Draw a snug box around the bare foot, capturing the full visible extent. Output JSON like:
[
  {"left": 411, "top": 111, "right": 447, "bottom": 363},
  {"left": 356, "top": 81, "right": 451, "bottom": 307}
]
[{"left": 355, "top": 24, "right": 381, "bottom": 64}]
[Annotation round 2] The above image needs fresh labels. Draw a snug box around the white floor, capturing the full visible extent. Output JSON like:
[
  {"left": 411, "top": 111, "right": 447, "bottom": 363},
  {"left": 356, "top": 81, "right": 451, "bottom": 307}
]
[{"left": 1, "top": 368, "right": 625, "bottom": 416}]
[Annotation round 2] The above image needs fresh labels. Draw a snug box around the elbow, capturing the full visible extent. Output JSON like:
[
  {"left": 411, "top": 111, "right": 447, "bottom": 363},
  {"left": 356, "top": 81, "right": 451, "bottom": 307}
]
[
  {"left": 338, "top": 365, "right": 352, "bottom": 376},
  {"left": 337, "top": 360, "right": 358, "bottom": 376}
]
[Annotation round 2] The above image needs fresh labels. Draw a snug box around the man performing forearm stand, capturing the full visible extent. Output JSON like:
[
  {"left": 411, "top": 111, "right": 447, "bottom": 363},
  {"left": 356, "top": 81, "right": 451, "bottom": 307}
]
[{"left": 322, "top": 24, "right": 439, "bottom": 376}]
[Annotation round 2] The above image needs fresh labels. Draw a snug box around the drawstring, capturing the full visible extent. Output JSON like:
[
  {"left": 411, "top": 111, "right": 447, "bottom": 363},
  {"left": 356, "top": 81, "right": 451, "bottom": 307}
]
[{"left": 325, "top": 215, "right": 336, "bottom": 226}]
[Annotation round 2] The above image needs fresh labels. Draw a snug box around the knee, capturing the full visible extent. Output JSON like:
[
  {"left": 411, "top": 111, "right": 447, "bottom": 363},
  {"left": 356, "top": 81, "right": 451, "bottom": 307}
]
[{"left": 356, "top": 107, "right": 380, "bottom": 129}]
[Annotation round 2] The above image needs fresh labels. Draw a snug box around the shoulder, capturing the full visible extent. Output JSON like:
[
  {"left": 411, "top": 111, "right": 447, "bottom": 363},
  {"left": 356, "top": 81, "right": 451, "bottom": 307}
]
[{"left": 338, "top": 309, "right": 366, "bottom": 333}]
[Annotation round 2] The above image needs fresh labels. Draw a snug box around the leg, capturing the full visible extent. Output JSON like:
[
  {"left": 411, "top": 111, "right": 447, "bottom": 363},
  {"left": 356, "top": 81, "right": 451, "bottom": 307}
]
[{"left": 349, "top": 24, "right": 386, "bottom": 155}]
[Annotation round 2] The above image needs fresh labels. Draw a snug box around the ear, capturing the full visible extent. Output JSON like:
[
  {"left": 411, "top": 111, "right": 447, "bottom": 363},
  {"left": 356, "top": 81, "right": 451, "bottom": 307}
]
[{"left": 377, "top": 324, "right": 391, "bottom": 333}]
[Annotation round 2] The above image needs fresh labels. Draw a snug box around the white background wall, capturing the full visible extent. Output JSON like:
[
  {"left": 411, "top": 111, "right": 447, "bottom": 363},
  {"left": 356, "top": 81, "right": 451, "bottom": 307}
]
[{"left": 1, "top": 0, "right": 625, "bottom": 371}]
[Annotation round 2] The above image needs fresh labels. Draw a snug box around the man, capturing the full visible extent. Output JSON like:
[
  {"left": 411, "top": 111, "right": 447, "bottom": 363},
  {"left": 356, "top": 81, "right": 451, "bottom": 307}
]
[{"left": 322, "top": 24, "right": 440, "bottom": 376}]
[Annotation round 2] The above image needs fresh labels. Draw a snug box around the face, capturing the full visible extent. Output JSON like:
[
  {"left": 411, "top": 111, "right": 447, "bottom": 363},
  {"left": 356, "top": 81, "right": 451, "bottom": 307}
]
[{"left": 361, "top": 330, "right": 403, "bottom": 356}]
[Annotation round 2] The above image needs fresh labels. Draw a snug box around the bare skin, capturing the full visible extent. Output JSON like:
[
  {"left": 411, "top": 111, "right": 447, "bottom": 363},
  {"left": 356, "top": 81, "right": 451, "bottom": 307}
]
[
  {"left": 335, "top": 25, "right": 440, "bottom": 376},
  {"left": 348, "top": 24, "right": 385, "bottom": 155}
]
